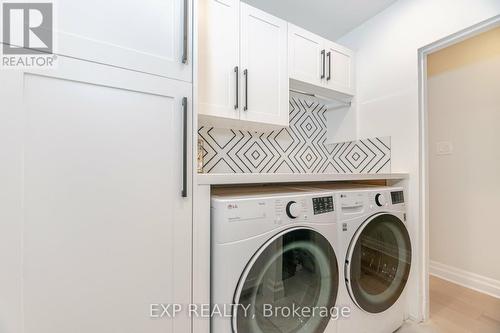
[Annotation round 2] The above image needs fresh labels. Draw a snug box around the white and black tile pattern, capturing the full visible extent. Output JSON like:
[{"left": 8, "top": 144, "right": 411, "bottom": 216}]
[{"left": 198, "top": 98, "right": 391, "bottom": 174}]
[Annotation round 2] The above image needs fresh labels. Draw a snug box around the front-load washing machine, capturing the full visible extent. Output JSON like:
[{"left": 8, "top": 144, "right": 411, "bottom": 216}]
[
  {"left": 311, "top": 185, "right": 412, "bottom": 333},
  {"left": 211, "top": 186, "right": 341, "bottom": 333}
]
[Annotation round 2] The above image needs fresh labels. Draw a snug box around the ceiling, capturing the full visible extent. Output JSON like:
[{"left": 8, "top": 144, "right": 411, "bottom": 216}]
[{"left": 242, "top": 0, "right": 399, "bottom": 40}]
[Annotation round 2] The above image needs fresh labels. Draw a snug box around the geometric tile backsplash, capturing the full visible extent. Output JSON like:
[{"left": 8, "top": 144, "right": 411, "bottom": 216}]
[{"left": 198, "top": 97, "right": 390, "bottom": 174}]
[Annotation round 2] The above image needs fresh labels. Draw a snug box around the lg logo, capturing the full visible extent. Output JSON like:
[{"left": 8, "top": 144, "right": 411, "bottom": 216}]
[{"left": 2, "top": 2, "right": 53, "bottom": 55}]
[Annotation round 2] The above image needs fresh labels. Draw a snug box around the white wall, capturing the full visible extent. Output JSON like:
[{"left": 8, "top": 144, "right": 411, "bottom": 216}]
[
  {"left": 428, "top": 28, "right": 500, "bottom": 284},
  {"left": 338, "top": 0, "right": 500, "bottom": 320}
]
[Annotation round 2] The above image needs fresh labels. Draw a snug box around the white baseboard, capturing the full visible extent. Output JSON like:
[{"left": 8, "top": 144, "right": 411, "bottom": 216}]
[{"left": 430, "top": 260, "right": 500, "bottom": 299}]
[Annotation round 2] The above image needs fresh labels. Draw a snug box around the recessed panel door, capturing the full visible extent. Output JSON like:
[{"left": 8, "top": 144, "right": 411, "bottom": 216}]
[
  {"left": 198, "top": 0, "right": 240, "bottom": 120},
  {"left": 288, "top": 24, "right": 325, "bottom": 88},
  {"left": 5, "top": 57, "right": 193, "bottom": 333},
  {"left": 240, "top": 4, "right": 288, "bottom": 127},
  {"left": 58, "top": 0, "right": 192, "bottom": 81},
  {"left": 325, "top": 42, "right": 355, "bottom": 96}
]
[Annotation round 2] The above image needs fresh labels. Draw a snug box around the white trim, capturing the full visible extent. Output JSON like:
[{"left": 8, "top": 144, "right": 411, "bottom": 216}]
[
  {"left": 191, "top": 1, "right": 212, "bottom": 333},
  {"left": 417, "top": 49, "right": 429, "bottom": 323},
  {"left": 418, "top": 14, "right": 500, "bottom": 322},
  {"left": 430, "top": 261, "right": 500, "bottom": 300},
  {"left": 419, "top": 16, "right": 500, "bottom": 55}
]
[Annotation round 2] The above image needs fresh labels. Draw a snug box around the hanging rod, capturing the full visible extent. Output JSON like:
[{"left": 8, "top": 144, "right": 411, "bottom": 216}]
[{"left": 290, "top": 88, "right": 352, "bottom": 109}]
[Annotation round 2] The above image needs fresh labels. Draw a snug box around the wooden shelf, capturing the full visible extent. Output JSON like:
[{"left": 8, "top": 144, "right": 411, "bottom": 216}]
[{"left": 197, "top": 173, "right": 409, "bottom": 185}]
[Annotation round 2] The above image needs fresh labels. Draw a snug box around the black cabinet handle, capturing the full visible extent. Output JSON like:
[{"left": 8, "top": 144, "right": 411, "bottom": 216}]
[
  {"left": 327, "top": 51, "right": 331, "bottom": 81},
  {"left": 244, "top": 69, "right": 248, "bottom": 111},
  {"left": 321, "top": 50, "right": 326, "bottom": 79},
  {"left": 182, "top": 0, "right": 188, "bottom": 64},
  {"left": 234, "top": 66, "right": 239, "bottom": 109},
  {"left": 181, "top": 97, "right": 188, "bottom": 197}
]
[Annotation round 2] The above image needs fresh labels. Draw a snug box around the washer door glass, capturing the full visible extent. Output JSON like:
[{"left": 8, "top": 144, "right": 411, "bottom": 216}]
[
  {"left": 347, "top": 213, "right": 411, "bottom": 313},
  {"left": 234, "top": 228, "right": 338, "bottom": 333}
]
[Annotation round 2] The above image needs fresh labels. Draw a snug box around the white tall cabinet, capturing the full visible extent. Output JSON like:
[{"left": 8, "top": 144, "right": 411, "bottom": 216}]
[
  {"left": 0, "top": 1, "right": 193, "bottom": 333},
  {"left": 57, "top": 0, "right": 192, "bottom": 81},
  {"left": 198, "top": 1, "right": 289, "bottom": 128}
]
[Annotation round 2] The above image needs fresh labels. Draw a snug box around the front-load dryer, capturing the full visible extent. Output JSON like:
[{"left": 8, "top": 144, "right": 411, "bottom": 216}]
[
  {"left": 310, "top": 185, "right": 412, "bottom": 333},
  {"left": 211, "top": 186, "right": 341, "bottom": 333}
]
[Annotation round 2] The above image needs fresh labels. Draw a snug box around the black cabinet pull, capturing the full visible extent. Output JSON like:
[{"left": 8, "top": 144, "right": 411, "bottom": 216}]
[
  {"left": 234, "top": 66, "right": 239, "bottom": 109},
  {"left": 182, "top": 0, "right": 188, "bottom": 63},
  {"left": 327, "top": 51, "right": 331, "bottom": 81},
  {"left": 244, "top": 69, "right": 248, "bottom": 111},
  {"left": 321, "top": 49, "right": 326, "bottom": 79},
  {"left": 181, "top": 97, "right": 188, "bottom": 197}
]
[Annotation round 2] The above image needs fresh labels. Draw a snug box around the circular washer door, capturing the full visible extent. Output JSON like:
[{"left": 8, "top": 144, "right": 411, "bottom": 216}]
[
  {"left": 346, "top": 213, "right": 412, "bottom": 314},
  {"left": 233, "top": 227, "right": 339, "bottom": 333}
]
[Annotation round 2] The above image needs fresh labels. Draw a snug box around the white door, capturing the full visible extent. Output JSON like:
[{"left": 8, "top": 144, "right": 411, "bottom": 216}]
[
  {"left": 240, "top": 4, "right": 288, "bottom": 127},
  {"left": 288, "top": 23, "right": 325, "bottom": 88},
  {"left": 325, "top": 42, "right": 355, "bottom": 95},
  {"left": 0, "top": 57, "right": 192, "bottom": 333},
  {"left": 198, "top": 0, "right": 240, "bottom": 120},
  {"left": 56, "top": 0, "right": 192, "bottom": 81}
]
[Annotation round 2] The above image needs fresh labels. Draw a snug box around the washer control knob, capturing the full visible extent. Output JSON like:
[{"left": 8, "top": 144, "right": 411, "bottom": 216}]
[
  {"left": 375, "top": 193, "right": 386, "bottom": 207},
  {"left": 286, "top": 201, "right": 300, "bottom": 219}
]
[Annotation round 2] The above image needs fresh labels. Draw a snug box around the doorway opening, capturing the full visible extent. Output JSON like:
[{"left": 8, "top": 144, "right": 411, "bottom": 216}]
[{"left": 420, "top": 16, "right": 500, "bottom": 332}]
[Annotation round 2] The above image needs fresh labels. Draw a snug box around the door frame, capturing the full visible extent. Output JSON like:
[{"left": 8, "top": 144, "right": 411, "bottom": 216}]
[{"left": 418, "top": 14, "right": 500, "bottom": 321}]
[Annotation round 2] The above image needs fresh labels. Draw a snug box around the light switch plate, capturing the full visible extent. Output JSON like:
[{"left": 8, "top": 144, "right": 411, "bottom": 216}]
[{"left": 436, "top": 141, "right": 453, "bottom": 155}]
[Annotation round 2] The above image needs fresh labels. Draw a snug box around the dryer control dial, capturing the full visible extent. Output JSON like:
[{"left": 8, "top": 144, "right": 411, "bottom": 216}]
[
  {"left": 286, "top": 201, "right": 300, "bottom": 219},
  {"left": 375, "top": 193, "right": 386, "bottom": 207}
]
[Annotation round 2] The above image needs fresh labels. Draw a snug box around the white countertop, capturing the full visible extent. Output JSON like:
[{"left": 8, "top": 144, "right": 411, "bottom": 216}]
[{"left": 197, "top": 173, "right": 409, "bottom": 185}]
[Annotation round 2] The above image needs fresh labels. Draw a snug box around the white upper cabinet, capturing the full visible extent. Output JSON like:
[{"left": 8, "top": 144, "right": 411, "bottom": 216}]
[
  {"left": 198, "top": 0, "right": 240, "bottom": 121},
  {"left": 198, "top": 1, "right": 289, "bottom": 129},
  {"left": 288, "top": 24, "right": 324, "bottom": 88},
  {"left": 198, "top": 3, "right": 355, "bottom": 129},
  {"left": 58, "top": 0, "right": 192, "bottom": 81},
  {"left": 325, "top": 42, "right": 355, "bottom": 95},
  {"left": 288, "top": 24, "right": 355, "bottom": 97},
  {"left": 240, "top": 4, "right": 288, "bottom": 126}
]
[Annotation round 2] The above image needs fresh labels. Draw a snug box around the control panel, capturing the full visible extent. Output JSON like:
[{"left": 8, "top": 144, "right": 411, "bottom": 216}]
[
  {"left": 312, "top": 196, "right": 334, "bottom": 215},
  {"left": 211, "top": 188, "right": 338, "bottom": 244},
  {"left": 391, "top": 190, "right": 405, "bottom": 204}
]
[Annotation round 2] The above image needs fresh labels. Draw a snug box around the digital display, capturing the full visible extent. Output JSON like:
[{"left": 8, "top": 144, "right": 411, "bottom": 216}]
[
  {"left": 391, "top": 191, "right": 405, "bottom": 204},
  {"left": 312, "top": 196, "right": 334, "bottom": 215}
]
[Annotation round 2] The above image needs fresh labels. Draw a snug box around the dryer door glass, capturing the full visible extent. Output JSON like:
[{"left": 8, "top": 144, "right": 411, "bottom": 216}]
[
  {"left": 347, "top": 213, "right": 411, "bottom": 313},
  {"left": 234, "top": 228, "right": 338, "bottom": 333}
]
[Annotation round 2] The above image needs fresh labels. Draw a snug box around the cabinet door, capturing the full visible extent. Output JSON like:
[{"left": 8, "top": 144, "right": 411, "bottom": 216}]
[
  {"left": 325, "top": 42, "right": 355, "bottom": 95},
  {"left": 288, "top": 23, "right": 325, "bottom": 88},
  {"left": 240, "top": 4, "right": 289, "bottom": 127},
  {"left": 1, "top": 57, "right": 192, "bottom": 333},
  {"left": 56, "top": 0, "right": 192, "bottom": 81},
  {"left": 198, "top": 0, "right": 240, "bottom": 120}
]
